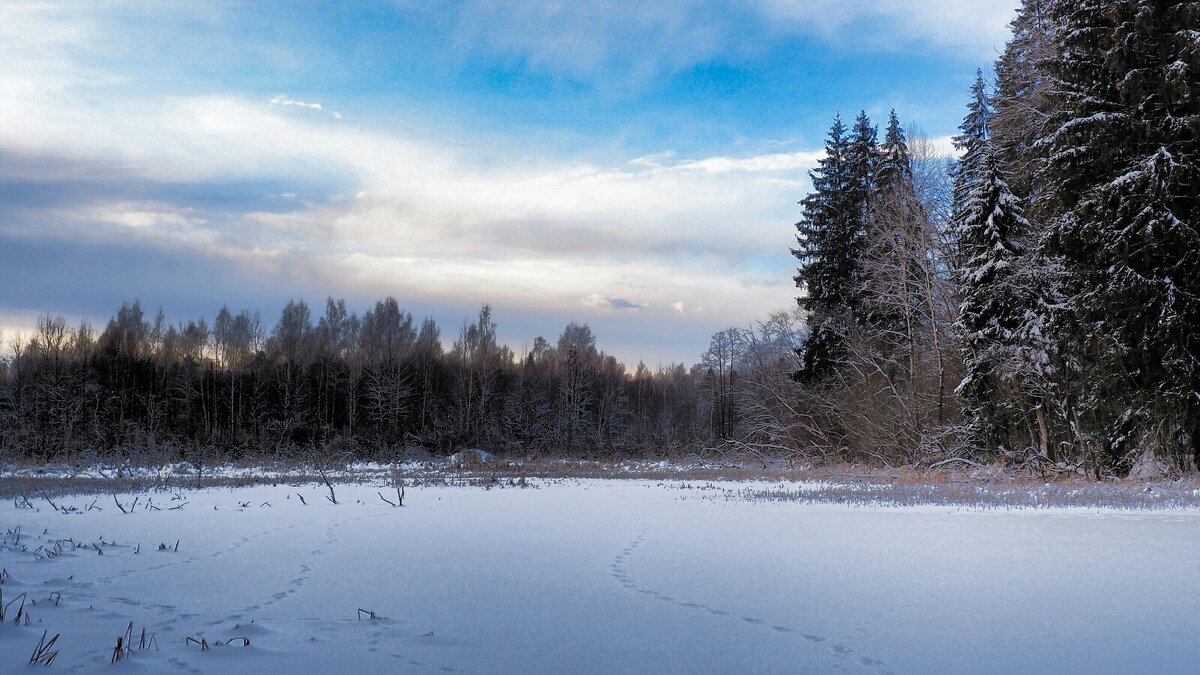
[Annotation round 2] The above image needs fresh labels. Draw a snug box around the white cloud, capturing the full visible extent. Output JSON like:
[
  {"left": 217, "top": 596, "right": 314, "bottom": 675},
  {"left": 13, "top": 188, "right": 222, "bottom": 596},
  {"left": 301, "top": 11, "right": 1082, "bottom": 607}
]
[
  {"left": 672, "top": 149, "right": 826, "bottom": 174},
  {"left": 269, "top": 95, "right": 324, "bottom": 111},
  {"left": 269, "top": 95, "right": 343, "bottom": 118},
  {"left": 927, "top": 135, "right": 958, "bottom": 158},
  {"left": 393, "top": 0, "right": 1019, "bottom": 84},
  {"left": 411, "top": 0, "right": 731, "bottom": 85},
  {"left": 0, "top": 87, "right": 809, "bottom": 347},
  {"left": 755, "top": 1, "right": 1019, "bottom": 59},
  {"left": 92, "top": 203, "right": 209, "bottom": 231}
]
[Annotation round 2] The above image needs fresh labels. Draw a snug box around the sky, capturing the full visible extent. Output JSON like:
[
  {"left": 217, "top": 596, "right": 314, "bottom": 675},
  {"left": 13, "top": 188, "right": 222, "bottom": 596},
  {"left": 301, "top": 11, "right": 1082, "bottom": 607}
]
[{"left": 0, "top": 0, "right": 1020, "bottom": 366}]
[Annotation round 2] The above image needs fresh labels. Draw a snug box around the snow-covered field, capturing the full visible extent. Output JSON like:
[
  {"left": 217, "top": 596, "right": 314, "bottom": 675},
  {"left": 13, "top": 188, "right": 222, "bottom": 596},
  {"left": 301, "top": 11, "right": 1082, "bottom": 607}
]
[{"left": 1, "top": 479, "right": 1198, "bottom": 673}]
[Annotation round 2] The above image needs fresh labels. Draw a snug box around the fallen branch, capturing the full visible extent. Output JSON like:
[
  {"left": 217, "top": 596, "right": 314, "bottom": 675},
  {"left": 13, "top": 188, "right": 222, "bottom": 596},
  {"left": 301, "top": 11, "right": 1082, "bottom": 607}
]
[{"left": 929, "top": 457, "right": 985, "bottom": 470}]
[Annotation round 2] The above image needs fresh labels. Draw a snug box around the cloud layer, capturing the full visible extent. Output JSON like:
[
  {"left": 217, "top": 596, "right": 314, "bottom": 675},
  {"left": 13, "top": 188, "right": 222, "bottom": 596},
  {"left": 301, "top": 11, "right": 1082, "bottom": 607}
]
[
  {"left": 0, "top": 87, "right": 813, "bottom": 362},
  {"left": 396, "top": 0, "right": 1018, "bottom": 83},
  {"left": 0, "top": 1, "right": 1014, "bottom": 364}
]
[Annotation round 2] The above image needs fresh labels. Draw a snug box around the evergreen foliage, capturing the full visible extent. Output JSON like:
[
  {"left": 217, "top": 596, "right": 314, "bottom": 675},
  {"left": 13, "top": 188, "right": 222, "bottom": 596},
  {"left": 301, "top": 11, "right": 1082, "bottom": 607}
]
[
  {"left": 992, "top": 0, "right": 1057, "bottom": 200},
  {"left": 793, "top": 116, "right": 855, "bottom": 381},
  {"left": 952, "top": 71, "right": 993, "bottom": 230},
  {"left": 952, "top": 92, "right": 1031, "bottom": 451},
  {"left": 792, "top": 112, "right": 881, "bottom": 383},
  {"left": 875, "top": 110, "right": 913, "bottom": 191},
  {"left": 1038, "top": 0, "right": 1200, "bottom": 471}
]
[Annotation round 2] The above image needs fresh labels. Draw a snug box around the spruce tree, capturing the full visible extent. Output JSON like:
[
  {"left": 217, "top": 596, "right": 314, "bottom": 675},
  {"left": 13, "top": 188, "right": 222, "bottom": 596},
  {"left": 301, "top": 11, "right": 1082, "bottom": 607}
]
[
  {"left": 793, "top": 116, "right": 865, "bottom": 381},
  {"left": 990, "top": 3, "right": 1068, "bottom": 460},
  {"left": 843, "top": 111, "right": 879, "bottom": 315},
  {"left": 953, "top": 112, "right": 1031, "bottom": 452},
  {"left": 952, "top": 72, "right": 992, "bottom": 233},
  {"left": 1038, "top": 0, "right": 1200, "bottom": 472},
  {"left": 992, "top": 0, "right": 1056, "bottom": 201},
  {"left": 875, "top": 110, "right": 913, "bottom": 192},
  {"left": 846, "top": 110, "right": 879, "bottom": 256}
]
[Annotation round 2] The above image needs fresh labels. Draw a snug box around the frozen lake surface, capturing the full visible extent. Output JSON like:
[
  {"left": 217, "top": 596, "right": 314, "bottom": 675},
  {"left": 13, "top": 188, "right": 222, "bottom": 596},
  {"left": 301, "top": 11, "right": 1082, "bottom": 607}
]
[{"left": 1, "top": 479, "right": 1198, "bottom": 673}]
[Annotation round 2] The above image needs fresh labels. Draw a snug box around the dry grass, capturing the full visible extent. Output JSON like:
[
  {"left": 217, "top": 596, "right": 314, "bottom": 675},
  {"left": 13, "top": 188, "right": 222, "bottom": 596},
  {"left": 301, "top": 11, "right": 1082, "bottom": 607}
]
[
  {"left": 1, "top": 454, "right": 1197, "bottom": 509},
  {"left": 0, "top": 472, "right": 335, "bottom": 501},
  {"left": 732, "top": 479, "right": 1200, "bottom": 510}
]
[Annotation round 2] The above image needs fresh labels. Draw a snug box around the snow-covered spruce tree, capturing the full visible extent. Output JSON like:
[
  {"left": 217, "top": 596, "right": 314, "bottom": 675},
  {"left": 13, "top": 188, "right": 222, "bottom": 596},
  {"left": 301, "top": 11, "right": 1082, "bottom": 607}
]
[
  {"left": 874, "top": 109, "right": 913, "bottom": 192},
  {"left": 951, "top": 72, "right": 993, "bottom": 244},
  {"left": 992, "top": 0, "right": 1057, "bottom": 202},
  {"left": 793, "top": 115, "right": 857, "bottom": 382},
  {"left": 1038, "top": 0, "right": 1200, "bottom": 473},
  {"left": 988, "top": 3, "right": 1071, "bottom": 464},
  {"left": 951, "top": 74, "right": 1032, "bottom": 454}
]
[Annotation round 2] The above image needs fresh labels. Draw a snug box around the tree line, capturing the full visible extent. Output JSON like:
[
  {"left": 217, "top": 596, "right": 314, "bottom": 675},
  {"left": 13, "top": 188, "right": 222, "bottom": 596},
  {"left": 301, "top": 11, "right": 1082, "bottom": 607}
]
[
  {"left": 782, "top": 0, "right": 1199, "bottom": 475},
  {"left": 0, "top": 299, "right": 773, "bottom": 462}
]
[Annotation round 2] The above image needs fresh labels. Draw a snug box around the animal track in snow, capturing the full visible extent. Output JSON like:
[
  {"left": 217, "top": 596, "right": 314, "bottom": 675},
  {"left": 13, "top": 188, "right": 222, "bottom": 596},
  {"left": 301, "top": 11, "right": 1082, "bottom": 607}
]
[{"left": 608, "top": 525, "right": 892, "bottom": 674}]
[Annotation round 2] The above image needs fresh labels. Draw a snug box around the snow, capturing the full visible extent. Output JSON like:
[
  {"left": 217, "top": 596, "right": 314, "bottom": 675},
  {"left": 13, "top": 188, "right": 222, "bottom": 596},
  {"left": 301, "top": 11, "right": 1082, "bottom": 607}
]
[{"left": 1, "top": 479, "right": 1199, "bottom": 673}]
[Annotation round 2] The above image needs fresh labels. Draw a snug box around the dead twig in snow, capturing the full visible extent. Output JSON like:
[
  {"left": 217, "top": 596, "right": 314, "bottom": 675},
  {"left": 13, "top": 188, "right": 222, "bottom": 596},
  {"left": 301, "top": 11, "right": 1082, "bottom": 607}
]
[
  {"left": 39, "top": 491, "right": 62, "bottom": 513},
  {"left": 112, "top": 623, "right": 132, "bottom": 663},
  {"left": 29, "top": 630, "right": 59, "bottom": 666},
  {"left": 318, "top": 468, "right": 338, "bottom": 504},
  {"left": 2, "top": 589, "right": 29, "bottom": 623}
]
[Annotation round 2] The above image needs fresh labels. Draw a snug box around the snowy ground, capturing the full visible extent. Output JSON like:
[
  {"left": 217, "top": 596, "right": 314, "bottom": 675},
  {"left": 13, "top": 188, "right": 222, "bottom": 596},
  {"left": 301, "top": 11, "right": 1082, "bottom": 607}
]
[{"left": 1, "top": 479, "right": 1198, "bottom": 673}]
